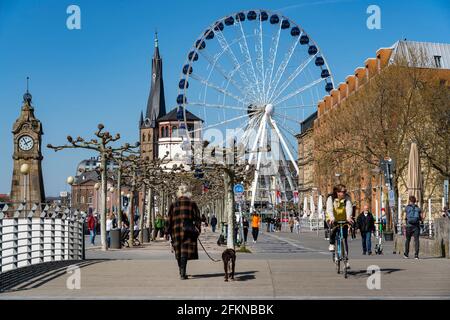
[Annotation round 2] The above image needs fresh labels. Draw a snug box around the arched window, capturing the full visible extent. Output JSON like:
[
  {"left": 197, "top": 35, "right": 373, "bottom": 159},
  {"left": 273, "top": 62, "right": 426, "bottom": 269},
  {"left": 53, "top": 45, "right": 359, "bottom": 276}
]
[
  {"left": 148, "top": 133, "right": 151, "bottom": 141},
  {"left": 165, "top": 126, "right": 169, "bottom": 137},
  {"left": 172, "top": 126, "right": 178, "bottom": 137},
  {"left": 142, "top": 134, "right": 146, "bottom": 142}
]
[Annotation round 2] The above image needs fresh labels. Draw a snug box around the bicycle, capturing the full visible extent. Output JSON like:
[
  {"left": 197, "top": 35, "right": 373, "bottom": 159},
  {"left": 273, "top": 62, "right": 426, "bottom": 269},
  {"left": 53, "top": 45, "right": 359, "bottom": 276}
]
[
  {"left": 374, "top": 221, "right": 383, "bottom": 255},
  {"left": 332, "top": 221, "right": 350, "bottom": 279}
]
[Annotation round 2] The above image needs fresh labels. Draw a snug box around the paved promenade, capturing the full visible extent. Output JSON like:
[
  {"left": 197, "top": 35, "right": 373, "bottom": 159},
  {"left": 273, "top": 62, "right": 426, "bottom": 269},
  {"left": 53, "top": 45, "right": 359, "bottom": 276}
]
[{"left": 1, "top": 226, "right": 449, "bottom": 299}]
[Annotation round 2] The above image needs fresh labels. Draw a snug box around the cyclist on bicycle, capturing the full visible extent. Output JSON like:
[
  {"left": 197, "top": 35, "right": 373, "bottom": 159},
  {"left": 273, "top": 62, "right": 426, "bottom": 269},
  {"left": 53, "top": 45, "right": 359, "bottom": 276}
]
[{"left": 326, "top": 184, "right": 353, "bottom": 268}]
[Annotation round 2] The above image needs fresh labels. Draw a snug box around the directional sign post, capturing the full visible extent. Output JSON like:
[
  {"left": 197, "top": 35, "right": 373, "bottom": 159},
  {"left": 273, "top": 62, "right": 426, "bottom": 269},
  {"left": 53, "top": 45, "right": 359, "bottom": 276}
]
[
  {"left": 234, "top": 184, "right": 244, "bottom": 195},
  {"left": 233, "top": 184, "right": 245, "bottom": 244}
]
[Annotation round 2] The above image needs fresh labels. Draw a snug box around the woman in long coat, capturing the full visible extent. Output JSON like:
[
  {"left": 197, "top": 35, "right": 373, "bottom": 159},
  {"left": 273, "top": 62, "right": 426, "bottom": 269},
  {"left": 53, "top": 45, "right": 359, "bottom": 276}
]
[{"left": 165, "top": 184, "right": 201, "bottom": 280}]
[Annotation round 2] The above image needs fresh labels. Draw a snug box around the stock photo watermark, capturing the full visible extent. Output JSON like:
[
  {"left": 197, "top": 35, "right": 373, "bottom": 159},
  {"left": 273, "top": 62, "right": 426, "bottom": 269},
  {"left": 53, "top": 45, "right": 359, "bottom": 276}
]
[
  {"left": 367, "top": 5, "right": 381, "bottom": 30},
  {"left": 66, "top": 265, "right": 81, "bottom": 290},
  {"left": 66, "top": 5, "right": 81, "bottom": 30},
  {"left": 366, "top": 265, "right": 381, "bottom": 290}
]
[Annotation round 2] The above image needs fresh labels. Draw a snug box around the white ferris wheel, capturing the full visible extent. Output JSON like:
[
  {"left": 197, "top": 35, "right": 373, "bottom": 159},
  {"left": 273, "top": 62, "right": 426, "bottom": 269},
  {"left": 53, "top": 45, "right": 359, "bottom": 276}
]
[{"left": 176, "top": 9, "right": 334, "bottom": 212}]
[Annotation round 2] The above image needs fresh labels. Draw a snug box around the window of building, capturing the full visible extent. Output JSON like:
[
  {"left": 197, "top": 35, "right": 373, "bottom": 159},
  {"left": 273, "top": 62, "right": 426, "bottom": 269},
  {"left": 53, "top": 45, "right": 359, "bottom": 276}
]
[
  {"left": 172, "top": 126, "right": 178, "bottom": 137},
  {"left": 81, "top": 196, "right": 85, "bottom": 204},
  {"left": 434, "top": 55, "right": 442, "bottom": 68}
]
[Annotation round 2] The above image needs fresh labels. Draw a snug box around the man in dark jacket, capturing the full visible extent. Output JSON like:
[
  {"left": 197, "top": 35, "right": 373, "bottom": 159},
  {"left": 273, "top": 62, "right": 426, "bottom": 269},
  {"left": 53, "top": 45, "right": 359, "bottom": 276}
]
[
  {"left": 210, "top": 214, "right": 218, "bottom": 232},
  {"left": 165, "top": 184, "right": 201, "bottom": 280},
  {"left": 356, "top": 204, "right": 375, "bottom": 255}
]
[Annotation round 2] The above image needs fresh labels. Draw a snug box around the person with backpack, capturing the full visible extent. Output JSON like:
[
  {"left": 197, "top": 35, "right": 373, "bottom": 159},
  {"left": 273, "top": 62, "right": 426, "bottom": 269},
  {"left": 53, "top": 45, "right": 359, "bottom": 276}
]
[
  {"left": 326, "top": 184, "right": 353, "bottom": 269},
  {"left": 404, "top": 195, "right": 424, "bottom": 259},
  {"left": 356, "top": 204, "right": 375, "bottom": 255}
]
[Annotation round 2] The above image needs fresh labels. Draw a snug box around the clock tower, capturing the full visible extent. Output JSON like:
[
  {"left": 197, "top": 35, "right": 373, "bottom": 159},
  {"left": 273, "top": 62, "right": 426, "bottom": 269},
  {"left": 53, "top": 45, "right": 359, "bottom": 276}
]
[{"left": 10, "top": 89, "right": 46, "bottom": 206}]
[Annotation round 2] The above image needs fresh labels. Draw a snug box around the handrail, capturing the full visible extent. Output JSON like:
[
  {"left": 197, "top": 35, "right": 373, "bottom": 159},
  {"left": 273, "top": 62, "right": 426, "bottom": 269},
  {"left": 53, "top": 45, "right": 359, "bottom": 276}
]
[{"left": 0, "top": 203, "right": 85, "bottom": 273}]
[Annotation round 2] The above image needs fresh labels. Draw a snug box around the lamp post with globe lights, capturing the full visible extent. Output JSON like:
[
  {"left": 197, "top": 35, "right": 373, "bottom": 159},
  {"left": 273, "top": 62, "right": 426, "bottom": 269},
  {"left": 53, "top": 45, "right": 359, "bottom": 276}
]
[
  {"left": 66, "top": 175, "right": 74, "bottom": 209},
  {"left": 20, "top": 163, "right": 30, "bottom": 214}
]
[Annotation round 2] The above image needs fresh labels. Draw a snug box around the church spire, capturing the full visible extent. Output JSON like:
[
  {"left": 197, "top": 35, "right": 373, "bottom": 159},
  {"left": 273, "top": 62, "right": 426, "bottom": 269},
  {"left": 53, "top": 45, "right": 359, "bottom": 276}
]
[
  {"left": 144, "top": 31, "right": 166, "bottom": 128},
  {"left": 139, "top": 110, "right": 144, "bottom": 128}
]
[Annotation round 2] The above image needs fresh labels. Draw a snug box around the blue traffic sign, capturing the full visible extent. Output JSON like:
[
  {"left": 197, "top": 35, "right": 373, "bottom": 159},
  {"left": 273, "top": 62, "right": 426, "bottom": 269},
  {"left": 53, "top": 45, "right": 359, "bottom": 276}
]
[{"left": 234, "top": 184, "right": 244, "bottom": 194}]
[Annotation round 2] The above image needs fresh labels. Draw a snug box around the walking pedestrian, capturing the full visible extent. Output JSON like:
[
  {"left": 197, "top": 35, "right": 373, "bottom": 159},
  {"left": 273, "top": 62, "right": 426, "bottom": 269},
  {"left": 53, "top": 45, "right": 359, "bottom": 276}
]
[
  {"left": 251, "top": 212, "right": 260, "bottom": 243},
  {"left": 165, "top": 184, "right": 201, "bottom": 280},
  {"left": 153, "top": 213, "right": 165, "bottom": 240},
  {"left": 269, "top": 217, "right": 275, "bottom": 232},
  {"left": 288, "top": 216, "right": 295, "bottom": 233},
  {"left": 210, "top": 214, "right": 218, "bottom": 232},
  {"left": 106, "top": 213, "right": 114, "bottom": 248},
  {"left": 87, "top": 211, "right": 97, "bottom": 245},
  {"left": 201, "top": 214, "right": 208, "bottom": 232},
  {"left": 242, "top": 216, "right": 249, "bottom": 243},
  {"left": 404, "top": 196, "right": 423, "bottom": 259},
  {"left": 356, "top": 204, "right": 375, "bottom": 255},
  {"left": 294, "top": 216, "right": 300, "bottom": 234}
]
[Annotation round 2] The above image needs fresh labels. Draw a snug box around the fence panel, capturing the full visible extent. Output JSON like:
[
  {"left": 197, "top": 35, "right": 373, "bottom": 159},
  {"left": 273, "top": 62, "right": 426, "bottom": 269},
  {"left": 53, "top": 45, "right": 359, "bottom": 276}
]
[{"left": 0, "top": 204, "right": 86, "bottom": 273}]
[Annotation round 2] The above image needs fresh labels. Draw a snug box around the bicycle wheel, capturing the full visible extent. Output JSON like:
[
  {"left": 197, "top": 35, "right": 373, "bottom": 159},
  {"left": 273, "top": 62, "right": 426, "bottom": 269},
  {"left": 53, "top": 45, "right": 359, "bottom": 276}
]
[
  {"left": 335, "top": 242, "right": 340, "bottom": 274},
  {"left": 341, "top": 238, "right": 347, "bottom": 278}
]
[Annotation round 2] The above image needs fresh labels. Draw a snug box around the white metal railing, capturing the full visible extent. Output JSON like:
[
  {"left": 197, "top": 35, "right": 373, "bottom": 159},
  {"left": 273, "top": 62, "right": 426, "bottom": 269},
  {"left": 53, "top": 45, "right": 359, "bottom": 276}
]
[
  {"left": 300, "top": 216, "right": 325, "bottom": 231},
  {"left": 0, "top": 203, "right": 85, "bottom": 273}
]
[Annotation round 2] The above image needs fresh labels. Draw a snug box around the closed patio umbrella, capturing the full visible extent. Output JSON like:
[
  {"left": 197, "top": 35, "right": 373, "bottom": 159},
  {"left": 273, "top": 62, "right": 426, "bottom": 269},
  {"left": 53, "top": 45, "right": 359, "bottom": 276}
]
[
  {"left": 309, "top": 195, "right": 316, "bottom": 219},
  {"left": 407, "top": 142, "right": 422, "bottom": 206},
  {"left": 318, "top": 195, "right": 324, "bottom": 219},
  {"left": 302, "top": 197, "right": 308, "bottom": 218}
]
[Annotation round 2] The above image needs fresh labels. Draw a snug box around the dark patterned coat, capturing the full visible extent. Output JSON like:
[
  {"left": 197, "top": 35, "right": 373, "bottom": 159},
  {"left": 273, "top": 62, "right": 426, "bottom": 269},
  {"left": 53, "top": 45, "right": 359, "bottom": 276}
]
[{"left": 165, "top": 196, "right": 201, "bottom": 260}]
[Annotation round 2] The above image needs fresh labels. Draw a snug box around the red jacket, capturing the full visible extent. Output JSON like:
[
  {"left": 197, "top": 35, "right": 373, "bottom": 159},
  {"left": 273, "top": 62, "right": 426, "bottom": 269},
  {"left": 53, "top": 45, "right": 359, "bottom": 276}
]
[{"left": 87, "top": 215, "right": 96, "bottom": 230}]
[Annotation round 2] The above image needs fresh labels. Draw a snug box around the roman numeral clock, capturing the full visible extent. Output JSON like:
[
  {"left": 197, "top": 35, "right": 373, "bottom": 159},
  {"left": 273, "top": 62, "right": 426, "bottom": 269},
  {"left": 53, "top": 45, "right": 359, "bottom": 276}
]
[{"left": 10, "top": 90, "right": 46, "bottom": 209}]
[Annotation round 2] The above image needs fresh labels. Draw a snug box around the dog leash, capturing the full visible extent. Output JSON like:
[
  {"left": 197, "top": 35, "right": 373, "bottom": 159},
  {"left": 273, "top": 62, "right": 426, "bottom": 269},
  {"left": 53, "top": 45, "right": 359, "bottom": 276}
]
[{"left": 197, "top": 237, "right": 221, "bottom": 263}]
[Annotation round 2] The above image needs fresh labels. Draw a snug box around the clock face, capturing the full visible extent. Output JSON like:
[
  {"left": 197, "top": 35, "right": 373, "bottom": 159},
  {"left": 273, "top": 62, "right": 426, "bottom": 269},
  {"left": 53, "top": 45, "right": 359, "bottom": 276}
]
[{"left": 18, "top": 135, "right": 34, "bottom": 151}]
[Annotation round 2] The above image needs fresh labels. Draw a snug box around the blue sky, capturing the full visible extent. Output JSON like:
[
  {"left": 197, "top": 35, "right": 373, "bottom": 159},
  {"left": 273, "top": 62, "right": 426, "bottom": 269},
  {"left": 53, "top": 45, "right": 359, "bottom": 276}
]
[{"left": 0, "top": 0, "right": 449, "bottom": 196}]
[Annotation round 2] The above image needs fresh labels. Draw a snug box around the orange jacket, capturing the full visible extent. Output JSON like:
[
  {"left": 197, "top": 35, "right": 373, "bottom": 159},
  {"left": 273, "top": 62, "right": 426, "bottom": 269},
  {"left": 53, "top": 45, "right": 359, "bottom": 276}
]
[{"left": 251, "top": 215, "right": 260, "bottom": 228}]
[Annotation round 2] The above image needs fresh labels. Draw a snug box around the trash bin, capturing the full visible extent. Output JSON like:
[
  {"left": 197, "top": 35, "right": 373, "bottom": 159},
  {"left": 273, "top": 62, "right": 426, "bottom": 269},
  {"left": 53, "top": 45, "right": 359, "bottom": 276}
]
[
  {"left": 384, "top": 231, "right": 394, "bottom": 241},
  {"left": 110, "top": 229, "right": 121, "bottom": 249},
  {"left": 142, "top": 228, "right": 150, "bottom": 243}
]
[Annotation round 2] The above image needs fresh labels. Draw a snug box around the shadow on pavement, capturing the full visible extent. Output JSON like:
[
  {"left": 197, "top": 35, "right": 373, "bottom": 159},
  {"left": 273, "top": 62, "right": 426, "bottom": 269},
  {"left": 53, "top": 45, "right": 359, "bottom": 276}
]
[
  {"left": 189, "top": 271, "right": 258, "bottom": 281},
  {"left": 0, "top": 259, "right": 108, "bottom": 293},
  {"left": 347, "top": 268, "right": 404, "bottom": 279}
]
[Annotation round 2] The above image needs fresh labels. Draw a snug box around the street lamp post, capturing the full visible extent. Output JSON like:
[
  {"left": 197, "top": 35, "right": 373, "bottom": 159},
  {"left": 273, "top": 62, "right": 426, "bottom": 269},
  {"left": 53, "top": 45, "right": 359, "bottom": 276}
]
[
  {"left": 20, "top": 163, "right": 30, "bottom": 214},
  {"left": 371, "top": 168, "right": 383, "bottom": 239},
  {"left": 67, "top": 176, "right": 74, "bottom": 210}
]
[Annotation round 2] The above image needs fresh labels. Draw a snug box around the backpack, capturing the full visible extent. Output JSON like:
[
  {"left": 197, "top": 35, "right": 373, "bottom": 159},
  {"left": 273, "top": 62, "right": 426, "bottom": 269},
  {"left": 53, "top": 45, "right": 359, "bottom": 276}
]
[{"left": 406, "top": 205, "right": 421, "bottom": 225}]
